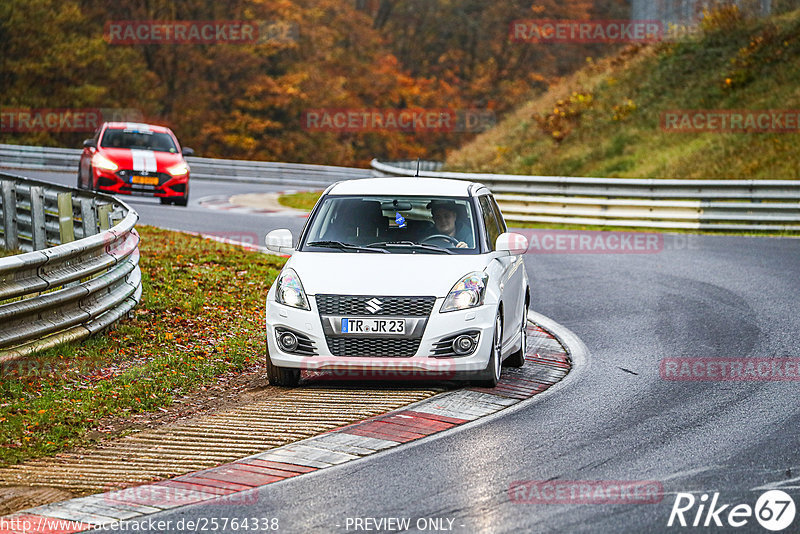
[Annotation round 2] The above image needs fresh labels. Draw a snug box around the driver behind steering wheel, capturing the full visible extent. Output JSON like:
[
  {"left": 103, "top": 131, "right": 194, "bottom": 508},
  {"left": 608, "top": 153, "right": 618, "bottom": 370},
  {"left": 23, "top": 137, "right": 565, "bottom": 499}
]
[{"left": 427, "top": 200, "right": 471, "bottom": 249}]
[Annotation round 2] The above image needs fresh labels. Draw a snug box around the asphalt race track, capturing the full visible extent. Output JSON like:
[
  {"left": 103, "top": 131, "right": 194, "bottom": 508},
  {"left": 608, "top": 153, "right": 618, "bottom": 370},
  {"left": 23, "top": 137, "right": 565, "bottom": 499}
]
[{"left": 15, "top": 170, "right": 800, "bottom": 533}]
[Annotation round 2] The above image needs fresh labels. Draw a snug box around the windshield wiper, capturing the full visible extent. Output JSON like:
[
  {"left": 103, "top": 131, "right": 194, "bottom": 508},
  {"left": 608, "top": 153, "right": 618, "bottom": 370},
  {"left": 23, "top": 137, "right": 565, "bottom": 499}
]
[
  {"left": 307, "top": 240, "right": 390, "bottom": 253},
  {"left": 367, "top": 241, "right": 454, "bottom": 255}
]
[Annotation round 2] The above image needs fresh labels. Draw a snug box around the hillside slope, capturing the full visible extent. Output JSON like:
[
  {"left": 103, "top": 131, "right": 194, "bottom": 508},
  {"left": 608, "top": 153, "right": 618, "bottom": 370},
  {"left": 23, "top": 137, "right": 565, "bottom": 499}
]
[{"left": 446, "top": 8, "right": 800, "bottom": 179}]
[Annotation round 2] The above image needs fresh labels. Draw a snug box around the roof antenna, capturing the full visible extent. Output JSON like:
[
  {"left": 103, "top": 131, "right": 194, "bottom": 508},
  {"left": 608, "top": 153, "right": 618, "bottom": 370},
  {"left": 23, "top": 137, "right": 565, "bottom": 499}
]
[{"left": 415, "top": 157, "right": 421, "bottom": 177}]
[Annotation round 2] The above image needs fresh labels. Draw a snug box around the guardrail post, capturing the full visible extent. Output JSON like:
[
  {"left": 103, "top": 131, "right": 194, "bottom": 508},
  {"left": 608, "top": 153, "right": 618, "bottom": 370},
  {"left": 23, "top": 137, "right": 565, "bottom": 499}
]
[
  {"left": 29, "top": 185, "right": 46, "bottom": 250},
  {"left": 1, "top": 180, "right": 19, "bottom": 250},
  {"left": 80, "top": 198, "right": 98, "bottom": 237},
  {"left": 57, "top": 192, "right": 75, "bottom": 243},
  {"left": 97, "top": 204, "right": 113, "bottom": 231}
]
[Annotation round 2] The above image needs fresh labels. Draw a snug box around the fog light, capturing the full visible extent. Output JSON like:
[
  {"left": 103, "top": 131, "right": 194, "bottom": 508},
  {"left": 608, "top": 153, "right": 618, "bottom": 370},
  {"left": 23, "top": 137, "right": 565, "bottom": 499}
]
[
  {"left": 278, "top": 331, "right": 299, "bottom": 352},
  {"left": 453, "top": 335, "right": 476, "bottom": 355}
]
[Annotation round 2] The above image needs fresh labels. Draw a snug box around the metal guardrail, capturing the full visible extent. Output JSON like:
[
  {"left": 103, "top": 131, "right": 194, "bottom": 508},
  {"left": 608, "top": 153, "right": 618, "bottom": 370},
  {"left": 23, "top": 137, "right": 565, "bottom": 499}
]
[
  {"left": 0, "top": 172, "right": 142, "bottom": 362},
  {"left": 0, "top": 143, "right": 371, "bottom": 187},
  {"left": 3, "top": 144, "right": 797, "bottom": 232},
  {"left": 371, "top": 160, "right": 800, "bottom": 232}
]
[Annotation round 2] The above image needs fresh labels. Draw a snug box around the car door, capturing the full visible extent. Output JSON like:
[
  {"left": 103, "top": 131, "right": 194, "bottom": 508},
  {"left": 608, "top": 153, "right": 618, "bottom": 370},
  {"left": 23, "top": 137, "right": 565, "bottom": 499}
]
[
  {"left": 478, "top": 194, "right": 520, "bottom": 353},
  {"left": 490, "top": 194, "right": 525, "bottom": 332}
]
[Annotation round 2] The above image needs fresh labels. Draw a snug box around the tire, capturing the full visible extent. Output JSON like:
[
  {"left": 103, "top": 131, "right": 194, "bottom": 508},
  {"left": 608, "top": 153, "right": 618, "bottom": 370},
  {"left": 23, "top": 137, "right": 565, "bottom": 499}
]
[
  {"left": 76, "top": 169, "right": 84, "bottom": 190},
  {"left": 159, "top": 197, "right": 172, "bottom": 205},
  {"left": 475, "top": 312, "right": 503, "bottom": 387},
  {"left": 504, "top": 302, "right": 528, "bottom": 368},
  {"left": 266, "top": 356, "right": 300, "bottom": 387},
  {"left": 174, "top": 195, "right": 188, "bottom": 207}
]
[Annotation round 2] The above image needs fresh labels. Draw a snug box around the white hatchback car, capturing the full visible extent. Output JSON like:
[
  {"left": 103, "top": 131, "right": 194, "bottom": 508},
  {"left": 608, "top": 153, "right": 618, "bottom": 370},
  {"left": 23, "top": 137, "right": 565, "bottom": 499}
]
[{"left": 264, "top": 177, "right": 530, "bottom": 387}]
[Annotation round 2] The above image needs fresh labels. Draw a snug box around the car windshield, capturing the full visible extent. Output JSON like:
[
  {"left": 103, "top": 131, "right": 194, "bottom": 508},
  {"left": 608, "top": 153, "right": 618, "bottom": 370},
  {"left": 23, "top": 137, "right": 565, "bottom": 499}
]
[
  {"left": 302, "top": 195, "right": 479, "bottom": 254},
  {"left": 100, "top": 128, "right": 178, "bottom": 153}
]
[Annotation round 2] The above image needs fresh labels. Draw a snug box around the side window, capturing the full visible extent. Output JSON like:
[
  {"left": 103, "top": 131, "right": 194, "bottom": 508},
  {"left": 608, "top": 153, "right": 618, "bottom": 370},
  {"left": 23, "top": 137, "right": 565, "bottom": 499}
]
[
  {"left": 478, "top": 196, "right": 502, "bottom": 251},
  {"left": 489, "top": 195, "right": 507, "bottom": 234}
]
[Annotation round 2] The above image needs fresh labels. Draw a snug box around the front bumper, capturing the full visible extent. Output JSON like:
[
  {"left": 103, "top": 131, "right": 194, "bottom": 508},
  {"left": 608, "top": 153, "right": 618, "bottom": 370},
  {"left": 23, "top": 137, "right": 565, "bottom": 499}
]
[
  {"left": 94, "top": 168, "right": 188, "bottom": 198},
  {"left": 266, "top": 290, "right": 497, "bottom": 379}
]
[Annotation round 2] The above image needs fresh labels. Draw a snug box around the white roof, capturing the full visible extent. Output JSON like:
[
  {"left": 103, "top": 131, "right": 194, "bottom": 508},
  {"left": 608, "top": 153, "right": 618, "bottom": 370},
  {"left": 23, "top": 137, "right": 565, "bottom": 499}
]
[{"left": 328, "top": 177, "right": 479, "bottom": 197}]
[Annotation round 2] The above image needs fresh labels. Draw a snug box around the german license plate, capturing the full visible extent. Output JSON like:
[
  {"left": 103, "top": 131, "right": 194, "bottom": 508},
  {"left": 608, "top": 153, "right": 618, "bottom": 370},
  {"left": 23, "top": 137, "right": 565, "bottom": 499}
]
[
  {"left": 131, "top": 175, "right": 159, "bottom": 185},
  {"left": 341, "top": 318, "right": 405, "bottom": 335}
]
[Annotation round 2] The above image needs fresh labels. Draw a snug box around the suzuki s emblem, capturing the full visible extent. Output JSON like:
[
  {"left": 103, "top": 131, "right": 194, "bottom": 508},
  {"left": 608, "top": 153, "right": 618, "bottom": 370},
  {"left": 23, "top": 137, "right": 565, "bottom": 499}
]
[{"left": 366, "top": 298, "right": 383, "bottom": 314}]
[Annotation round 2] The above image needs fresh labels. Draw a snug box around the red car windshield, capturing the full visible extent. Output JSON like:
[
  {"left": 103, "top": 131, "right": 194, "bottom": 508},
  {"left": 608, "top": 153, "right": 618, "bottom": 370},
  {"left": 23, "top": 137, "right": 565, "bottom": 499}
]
[{"left": 100, "top": 128, "right": 178, "bottom": 153}]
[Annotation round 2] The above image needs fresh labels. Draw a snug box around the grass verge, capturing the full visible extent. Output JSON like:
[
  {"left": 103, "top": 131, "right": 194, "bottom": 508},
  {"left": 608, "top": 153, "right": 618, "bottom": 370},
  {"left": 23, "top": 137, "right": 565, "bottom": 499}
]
[
  {"left": 0, "top": 225, "right": 286, "bottom": 467},
  {"left": 277, "top": 191, "right": 323, "bottom": 211},
  {"left": 446, "top": 8, "right": 800, "bottom": 180}
]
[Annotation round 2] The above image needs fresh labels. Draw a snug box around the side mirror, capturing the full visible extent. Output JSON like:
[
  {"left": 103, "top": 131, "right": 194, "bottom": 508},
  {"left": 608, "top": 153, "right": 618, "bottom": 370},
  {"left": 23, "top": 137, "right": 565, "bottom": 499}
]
[
  {"left": 265, "top": 229, "right": 295, "bottom": 256},
  {"left": 181, "top": 147, "right": 195, "bottom": 156},
  {"left": 83, "top": 139, "right": 97, "bottom": 148},
  {"left": 496, "top": 232, "right": 529, "bottom": 255}
]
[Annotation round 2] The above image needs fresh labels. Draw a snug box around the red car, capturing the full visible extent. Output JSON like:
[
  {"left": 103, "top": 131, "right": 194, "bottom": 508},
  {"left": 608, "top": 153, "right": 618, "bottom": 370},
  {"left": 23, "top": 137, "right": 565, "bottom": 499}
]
[{"left": 78, "top": 122, "right": 193, "bottom": 206}]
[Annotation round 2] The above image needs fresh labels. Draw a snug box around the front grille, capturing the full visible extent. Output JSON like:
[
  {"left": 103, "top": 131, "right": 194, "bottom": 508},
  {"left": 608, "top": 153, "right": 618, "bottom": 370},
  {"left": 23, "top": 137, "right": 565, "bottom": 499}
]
[
  {"left": 316, "top": 295, "right": 435, "bottom": 317},
  {"left": 119, "top": 185, "right": 161, "bottom": 195},
  {"left": 326, "top": 337, "right": 421, "bottom": 357}
]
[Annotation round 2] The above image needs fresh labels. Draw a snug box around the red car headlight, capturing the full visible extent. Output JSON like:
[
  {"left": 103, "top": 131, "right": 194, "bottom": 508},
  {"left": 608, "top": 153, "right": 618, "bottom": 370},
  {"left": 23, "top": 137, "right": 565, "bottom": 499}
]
[
  {"left": 167, "top": 162, "right": 190, "bottom": 177},
  {"left": 92, "top": 153, "right": 118, "bottom": 172}
]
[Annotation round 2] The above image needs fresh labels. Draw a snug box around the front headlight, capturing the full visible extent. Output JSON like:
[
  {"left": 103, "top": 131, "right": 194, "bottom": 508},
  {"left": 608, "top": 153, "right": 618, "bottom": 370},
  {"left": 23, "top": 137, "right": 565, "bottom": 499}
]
[
  {"left": 167, "top": 162, "right": 189, "bottom": 177},
  {"left": 275, "top": 268, "right": 310, "bottom": 310},
  {"left": 92, "top": 152, "right": 118, "bottom": 172},
  {"left": 441, "top": 271, "right": 488, "bottom": 312}
]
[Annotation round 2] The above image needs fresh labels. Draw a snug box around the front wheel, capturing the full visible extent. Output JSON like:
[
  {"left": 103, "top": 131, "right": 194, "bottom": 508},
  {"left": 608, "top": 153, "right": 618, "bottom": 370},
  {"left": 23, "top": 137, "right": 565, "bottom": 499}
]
[
  {"left": 266, "top": 357, "right": 300, "bottom": 387},
  {"left": 475, "top": 312, "right": 503, "bottom": 387},
  {"left": 504, "top": 304, "right": 527, "bottom": 368}
]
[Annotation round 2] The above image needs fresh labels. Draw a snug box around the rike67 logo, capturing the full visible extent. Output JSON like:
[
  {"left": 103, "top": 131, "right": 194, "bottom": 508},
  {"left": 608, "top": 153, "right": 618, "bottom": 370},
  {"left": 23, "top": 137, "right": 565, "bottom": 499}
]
[{"left": 668, "top": 490, "right": 796, "bottom": 531}]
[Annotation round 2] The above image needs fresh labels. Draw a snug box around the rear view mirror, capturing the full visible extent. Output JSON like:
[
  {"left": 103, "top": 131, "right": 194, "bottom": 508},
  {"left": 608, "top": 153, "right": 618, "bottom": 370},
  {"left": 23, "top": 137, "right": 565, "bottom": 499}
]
[
  {"left": 496, "top": 232, "right": 529, "bottom": 255},
  {"left": 265, "top": 229, "right": 295, "bottom": 256},
  {"left": 381, "top": 200, "right": 413, "bottom": 211},
  {"left": 83, "top": 139, "right": 96, "bottom": 148},
  {"left": 182, "top": 147, "right": 195, "bottom": 156}
]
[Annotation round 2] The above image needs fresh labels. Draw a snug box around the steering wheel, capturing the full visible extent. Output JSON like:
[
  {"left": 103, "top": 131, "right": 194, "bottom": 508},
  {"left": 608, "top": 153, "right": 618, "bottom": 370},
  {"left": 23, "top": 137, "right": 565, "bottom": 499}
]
[{"left": 421, "top": 234, "right": 461, "bottom": 247}]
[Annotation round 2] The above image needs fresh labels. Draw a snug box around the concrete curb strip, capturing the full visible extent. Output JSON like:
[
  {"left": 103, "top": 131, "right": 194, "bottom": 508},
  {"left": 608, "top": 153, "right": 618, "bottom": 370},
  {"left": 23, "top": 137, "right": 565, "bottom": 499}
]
[{"left": 0, "top": 315, "right": 579, "bottom": 533}]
